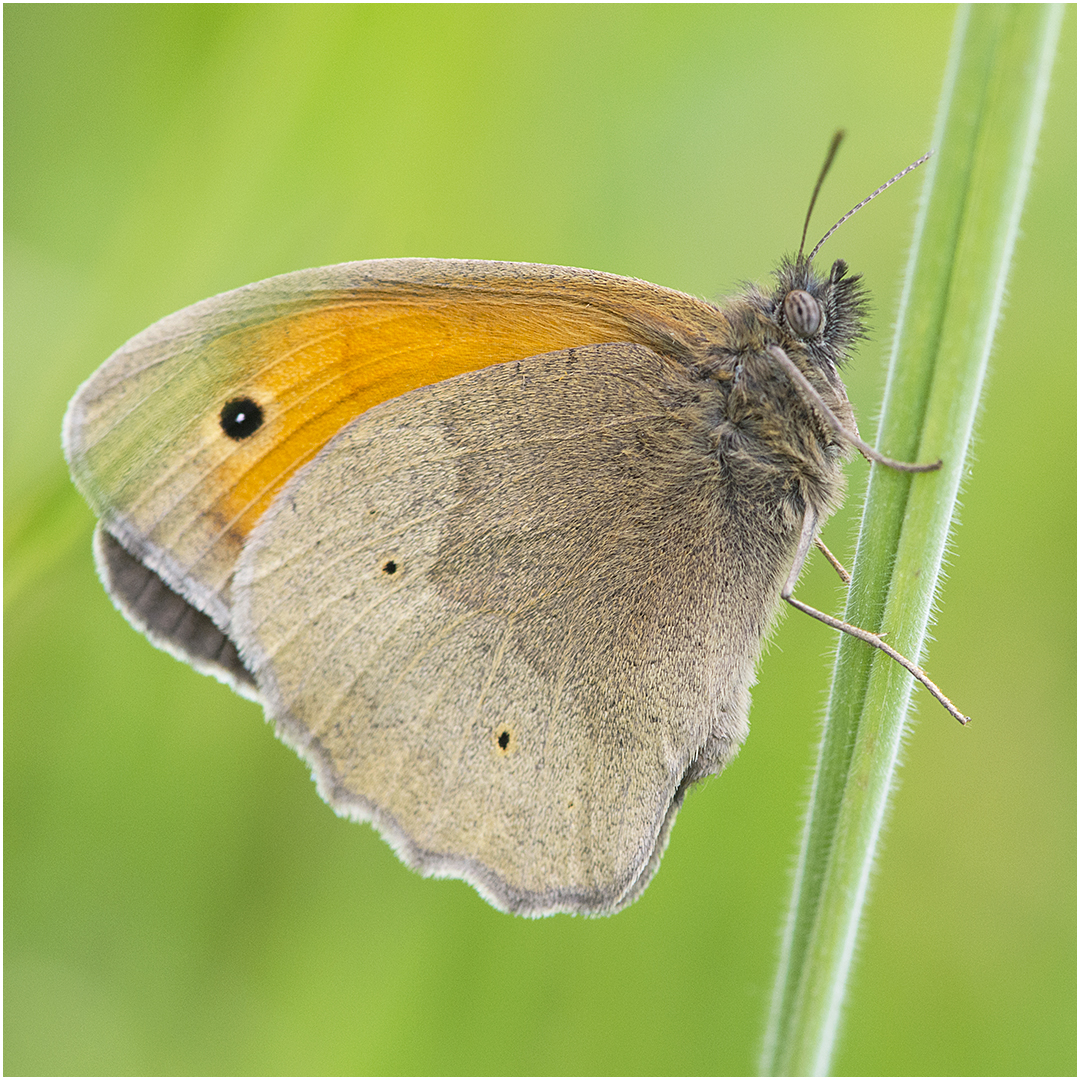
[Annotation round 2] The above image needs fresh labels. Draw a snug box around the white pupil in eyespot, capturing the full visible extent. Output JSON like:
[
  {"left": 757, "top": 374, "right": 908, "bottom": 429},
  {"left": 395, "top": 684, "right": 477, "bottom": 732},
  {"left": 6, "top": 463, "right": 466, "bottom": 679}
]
[{"left": 784, "top": 290, "right": 823, "bottom": 337}]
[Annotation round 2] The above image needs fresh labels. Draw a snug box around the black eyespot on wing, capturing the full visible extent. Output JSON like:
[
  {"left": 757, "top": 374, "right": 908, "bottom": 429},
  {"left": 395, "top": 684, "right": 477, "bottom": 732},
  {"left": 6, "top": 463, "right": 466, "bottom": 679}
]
[
  {"left": 382, "top": 560, "right": 398, "bottom": 575},
  {"left": 220, "top": 398, "right": 264, "bottom": 440},
  {"left": 497, "top": 729, "right": 511, "bottom": 751}
]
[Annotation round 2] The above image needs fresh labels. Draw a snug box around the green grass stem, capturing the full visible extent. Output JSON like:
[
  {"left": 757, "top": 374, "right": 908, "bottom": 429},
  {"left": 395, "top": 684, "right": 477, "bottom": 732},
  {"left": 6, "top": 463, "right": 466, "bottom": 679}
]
[{"left": 759, "top": 5, "right": 1065, "bottom": 1075}]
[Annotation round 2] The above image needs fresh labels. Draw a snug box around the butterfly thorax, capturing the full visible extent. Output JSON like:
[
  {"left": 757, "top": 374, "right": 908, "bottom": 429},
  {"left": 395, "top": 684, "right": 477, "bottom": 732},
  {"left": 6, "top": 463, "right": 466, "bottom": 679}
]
[{"left": 690, "top": 256, "right": 868, "bottom": 532}]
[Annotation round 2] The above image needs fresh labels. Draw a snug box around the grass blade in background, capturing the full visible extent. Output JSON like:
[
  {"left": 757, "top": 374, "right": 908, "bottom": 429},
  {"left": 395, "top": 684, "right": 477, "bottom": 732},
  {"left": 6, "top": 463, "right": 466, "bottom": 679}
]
[{"left": 760, "top": 5, "right": 1066, "bottom": 1075}]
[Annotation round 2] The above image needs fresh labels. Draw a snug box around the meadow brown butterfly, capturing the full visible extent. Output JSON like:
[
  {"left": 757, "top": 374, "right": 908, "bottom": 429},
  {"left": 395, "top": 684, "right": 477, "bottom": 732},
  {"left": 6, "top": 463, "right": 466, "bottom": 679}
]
[{"left": 63, "top": 136, "right": 962, "bottom": 916}]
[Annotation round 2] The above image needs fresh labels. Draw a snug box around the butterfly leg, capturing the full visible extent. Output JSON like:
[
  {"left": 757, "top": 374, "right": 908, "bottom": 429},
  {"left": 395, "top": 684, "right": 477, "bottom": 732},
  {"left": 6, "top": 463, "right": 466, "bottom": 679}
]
[
  {"left": 766, "top": 345, "right": 941, "bottom": 473},
  {"left": 783, "top": 509, "right": 969, "bottom": 724},
  {"left": 813, "top": 537, "right": 851, "bottom": 584}
]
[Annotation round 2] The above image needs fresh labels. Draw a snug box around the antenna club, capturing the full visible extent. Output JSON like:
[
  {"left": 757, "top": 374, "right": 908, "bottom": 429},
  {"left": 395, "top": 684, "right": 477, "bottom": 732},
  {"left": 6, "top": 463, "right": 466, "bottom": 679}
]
[{"left": 806, "top": 149, "right": 934, "bottom": 264}]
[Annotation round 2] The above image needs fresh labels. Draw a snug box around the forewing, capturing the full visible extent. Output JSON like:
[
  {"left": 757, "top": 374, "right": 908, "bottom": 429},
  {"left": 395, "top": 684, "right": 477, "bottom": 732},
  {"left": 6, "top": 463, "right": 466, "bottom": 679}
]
[{"left": 62, "top": 260, "right": 723, "bottom": 658}]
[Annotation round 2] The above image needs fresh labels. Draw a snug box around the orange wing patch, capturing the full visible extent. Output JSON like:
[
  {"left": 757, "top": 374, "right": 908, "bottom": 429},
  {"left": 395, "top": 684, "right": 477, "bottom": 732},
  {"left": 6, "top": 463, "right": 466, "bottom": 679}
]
[{"left": 208, "top": 296, "right": 660, "bottom": 550}]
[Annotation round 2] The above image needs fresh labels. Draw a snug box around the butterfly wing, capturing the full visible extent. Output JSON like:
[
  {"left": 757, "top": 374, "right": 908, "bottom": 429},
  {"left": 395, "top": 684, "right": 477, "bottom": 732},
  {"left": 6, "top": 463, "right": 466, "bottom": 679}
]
[
  {"left": 232, "top": 342, "right": 773, "bottom": 915},
  {"left": 63, "top": 260, "right": 725, "bottom": 693}
]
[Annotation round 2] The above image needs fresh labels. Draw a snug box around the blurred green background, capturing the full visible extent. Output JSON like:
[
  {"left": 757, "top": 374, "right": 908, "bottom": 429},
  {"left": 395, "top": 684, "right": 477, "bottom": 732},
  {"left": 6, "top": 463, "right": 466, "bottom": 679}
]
[{"left": 5, "top": 6, "right": 1074, "bottom": 1075}]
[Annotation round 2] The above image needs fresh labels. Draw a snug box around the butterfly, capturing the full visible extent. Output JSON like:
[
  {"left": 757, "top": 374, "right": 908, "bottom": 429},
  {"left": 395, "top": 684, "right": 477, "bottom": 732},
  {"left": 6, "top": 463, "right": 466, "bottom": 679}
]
[{"left": 64, "top": 137, "right": 960, "bottom": 916}]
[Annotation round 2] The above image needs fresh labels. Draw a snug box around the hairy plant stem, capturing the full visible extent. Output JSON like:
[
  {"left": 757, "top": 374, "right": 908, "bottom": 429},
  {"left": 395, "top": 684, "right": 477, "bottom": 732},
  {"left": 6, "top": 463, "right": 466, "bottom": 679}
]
[{"left": 759, "top": 5, "right": 1065, "bottom": 1075}]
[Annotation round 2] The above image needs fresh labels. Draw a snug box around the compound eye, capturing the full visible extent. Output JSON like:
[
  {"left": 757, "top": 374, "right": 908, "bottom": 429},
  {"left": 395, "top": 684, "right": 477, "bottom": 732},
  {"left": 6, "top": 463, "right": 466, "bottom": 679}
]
[{"left": 784, "top": 289, "right": 823, "bottom": 338}]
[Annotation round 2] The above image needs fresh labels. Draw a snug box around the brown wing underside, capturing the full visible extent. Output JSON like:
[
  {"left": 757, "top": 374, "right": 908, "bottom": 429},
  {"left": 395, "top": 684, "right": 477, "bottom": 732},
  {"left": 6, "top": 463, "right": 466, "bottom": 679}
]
[
  {"left": 64, "top": 261, "right": 728, "bottom": 631},
  {"left": 234, "top": 341, "right": 763, "bottom": 915}
]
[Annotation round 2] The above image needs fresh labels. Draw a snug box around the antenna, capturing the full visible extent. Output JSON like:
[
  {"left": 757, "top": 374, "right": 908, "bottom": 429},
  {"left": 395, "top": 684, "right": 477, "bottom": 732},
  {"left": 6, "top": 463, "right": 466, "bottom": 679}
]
[
  {"left": 806, "top": 149, "right": 933, "bottom": 263},
  {"left": 798, "top": 130, "right": 845, "bottom": 262}
]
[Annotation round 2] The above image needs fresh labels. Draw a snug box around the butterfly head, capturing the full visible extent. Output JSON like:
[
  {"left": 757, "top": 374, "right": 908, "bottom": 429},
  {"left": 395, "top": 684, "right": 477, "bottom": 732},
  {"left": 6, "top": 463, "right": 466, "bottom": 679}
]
[
  {"left": 765, "top": 133, "right": 928, "bottom": 374},
  {"left": 771, "top": 254, "right": 868, "bottom": 370}
]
